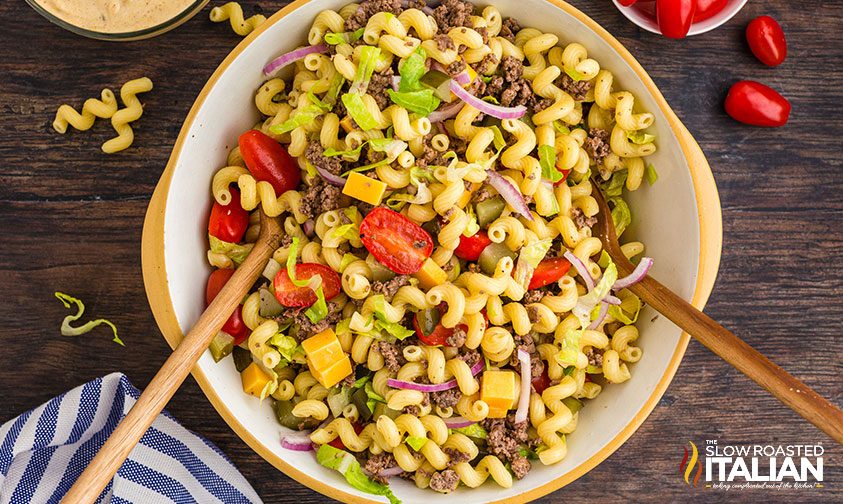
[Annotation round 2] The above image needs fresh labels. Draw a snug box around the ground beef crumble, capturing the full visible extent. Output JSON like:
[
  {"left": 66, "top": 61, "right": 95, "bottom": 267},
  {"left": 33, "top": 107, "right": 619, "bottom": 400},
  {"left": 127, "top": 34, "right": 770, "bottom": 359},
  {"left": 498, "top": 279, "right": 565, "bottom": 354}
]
[
  {"left": 511, "top": 455, "right": 532, "bottom": 479},
  {"left": 280, "top": 301, "right": 343, "bottom": 341},
  {"left": 483, "top": 414, "right": 530, "bottom": 463},
  {"left": 585, "top": 346, "right": 603, "bottom": 367},
  {"left": 429, "top": 469, "right": 460, "bottom": 493},
  {"left": 431, "top": 388, "right": 461, "bottom": 409},
  {"left": 522, "top": 289, "right": 546, "bottom": 304},
  {"left": 557, "top": 73, "right": 593, "bottom": 101},
  {"left": 344, "top": 0, "right": 404, "bottom": 31},
  {"left": 434, "top": 33, "right": 456, "bottom": 52},
  {"left": 305, "top": 140, "right": 342, "bottom": 176},
  {"left": 299, "top": 181, "right": 344, "bottom": 220},
  {"left": 510, "top": 332, "right": 544, "bottom": 378},
  {"left": 432, "top": 0, "right": 476, "bottom": 32},
  {"left": 457, "top": 348, "right": 482, "bottom": 368},
  {"left": 584, "top": 128, "right": 611, "bottom": 164},
  {"left": 367, "top": 68, "right": 395, "bottom": 109},
  {"left": 375, "top": 340, "right": 406, "bottom": 373},
  {"left": 444, "top": 447, "right": 471, "bottom": 467},
  {"left": 499, "top": 17, "right": 521, "bottom": 42},
  {"left": 444, "top": 325, "right": 467, "bottom": 347},
  {"left": 571, "top": 207, "right": 598, "bottom": 230},
  {"left": 371, "top": 274, "right": 411, "bottom": 301},
  {"left": 364, "top": 453, "right": 397, "bottom": 485}
]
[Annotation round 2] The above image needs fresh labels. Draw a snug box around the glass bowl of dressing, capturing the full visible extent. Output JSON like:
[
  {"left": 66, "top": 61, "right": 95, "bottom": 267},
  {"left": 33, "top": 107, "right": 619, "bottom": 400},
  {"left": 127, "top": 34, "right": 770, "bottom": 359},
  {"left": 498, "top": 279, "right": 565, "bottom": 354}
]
[{"left": 26, "top": 0, "right": 210, "bottom": 41}]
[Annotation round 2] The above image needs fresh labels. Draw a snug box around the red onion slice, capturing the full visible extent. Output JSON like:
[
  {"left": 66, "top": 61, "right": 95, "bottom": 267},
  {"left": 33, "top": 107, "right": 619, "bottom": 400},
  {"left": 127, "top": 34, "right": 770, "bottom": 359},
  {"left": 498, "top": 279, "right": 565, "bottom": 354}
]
[
  {"left": 453, "top": 70, "right": 471, "bottom": 86},
  {"left": 563, "top": 250, "right": 595, "bottom": 291},
  {"left": 604, "top": 294, "right": 622, "bottom": 305},
  {"left": 613, "top": 257, "right": 654, "bottom": 290},
  {"left": 427, "top": 101, "right": 464, "bottom": 123},
  {"left": 443, "top": 416, "right": 476, "bottom": 429},
  {"left": 281, "top": 434, "right": 314, "bottom": 451},
  {"left": 379, "top": 466, "right": 404, "bottom": 477},
  {"left": 515, "top": 349, "right": 531, "bottom": 423},
  {"left": 303, "top": 219, "right": 316, "bottom": 237},
  {"left": 449, "top": 80, "right": 526, "bottom": 120},
  {"left": 387, "top": 360, "right": 483, "bottom": 392},
  {"left": 263, "top": 44, "right": 328, "bottom": 76},
  {"left": 485, "top": 170, "right": 533, "bottom": 221},
  {"left": 315, "top": 165, "right": 346, "bottom": 187},
  {"left": 587, "top": 301, "right": 609, "bottom": 330}
]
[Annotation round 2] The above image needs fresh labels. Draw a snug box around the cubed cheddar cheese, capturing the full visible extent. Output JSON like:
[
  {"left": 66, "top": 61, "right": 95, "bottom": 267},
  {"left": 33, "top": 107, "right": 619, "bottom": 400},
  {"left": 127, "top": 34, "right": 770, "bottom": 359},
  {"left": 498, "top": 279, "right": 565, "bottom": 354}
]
[
  {"left": 301, "top": 328, "right": 353, "bottom": 388},
  {"left": 414, "top": 257, "right": 447, "bottom": 290},
  {"left": 241, "top": 362, "right": 272, "bottom": 397},
  {"left": 480, "top": 370, "right": 518, "bottom": 418},
  {"left": 343, "top": 172, "right": 387, "bottom": 206}
]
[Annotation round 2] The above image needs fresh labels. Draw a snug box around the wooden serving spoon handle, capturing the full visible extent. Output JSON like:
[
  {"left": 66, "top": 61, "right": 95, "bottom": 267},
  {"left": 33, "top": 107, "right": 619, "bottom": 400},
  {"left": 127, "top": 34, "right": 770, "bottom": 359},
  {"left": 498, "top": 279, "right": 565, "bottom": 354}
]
[
  {"left": 625, "top": 270, "right": 843, "bottom": 444},
  {"left": 62, "top": 212, "right": 282, "bottom": 504}
]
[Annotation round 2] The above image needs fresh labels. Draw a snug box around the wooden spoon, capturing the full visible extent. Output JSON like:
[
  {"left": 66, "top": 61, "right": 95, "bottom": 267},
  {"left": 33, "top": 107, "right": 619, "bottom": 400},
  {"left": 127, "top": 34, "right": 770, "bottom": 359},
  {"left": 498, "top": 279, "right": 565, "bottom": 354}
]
[
  {"left": 589, "top": 179, "right": 843, "bottom": 444},
  {"left": 63, "top": 211, "right": 283, "bottom": 503}
]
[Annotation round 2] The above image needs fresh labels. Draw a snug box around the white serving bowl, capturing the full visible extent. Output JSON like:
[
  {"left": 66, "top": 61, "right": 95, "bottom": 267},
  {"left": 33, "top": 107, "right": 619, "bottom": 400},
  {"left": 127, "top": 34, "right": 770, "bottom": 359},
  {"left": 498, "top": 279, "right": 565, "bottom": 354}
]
[
  {"left": 612, "top": 0, "right": 748, "bottom": 37},
  {"left": 142, "top": 0, "right": 723, "bottom": 502}
]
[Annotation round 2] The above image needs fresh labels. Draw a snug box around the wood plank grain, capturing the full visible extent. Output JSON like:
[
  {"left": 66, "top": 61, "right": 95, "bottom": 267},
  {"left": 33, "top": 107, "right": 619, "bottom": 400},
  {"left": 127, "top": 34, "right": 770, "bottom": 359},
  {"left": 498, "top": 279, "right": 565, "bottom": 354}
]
[{"left": 0, "top": 0, "right": 840, "bottom": 502}]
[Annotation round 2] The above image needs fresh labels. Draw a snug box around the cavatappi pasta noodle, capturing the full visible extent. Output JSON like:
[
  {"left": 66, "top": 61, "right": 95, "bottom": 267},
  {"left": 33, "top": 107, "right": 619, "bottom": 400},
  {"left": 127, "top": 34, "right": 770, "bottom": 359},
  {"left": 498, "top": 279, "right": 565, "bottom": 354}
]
[
  {"left": 209, "top": 2, "right": 267, "bottom": 36},
  {"left": 204, "top": 0, "right": 658, "bottom": 498}
]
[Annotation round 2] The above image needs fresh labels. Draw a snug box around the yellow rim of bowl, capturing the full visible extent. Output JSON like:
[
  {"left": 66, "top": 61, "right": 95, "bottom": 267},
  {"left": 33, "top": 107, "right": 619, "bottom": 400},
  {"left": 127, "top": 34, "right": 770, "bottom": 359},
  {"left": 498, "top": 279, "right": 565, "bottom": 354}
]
[{"left": 141, "top": 0, "right": 723, "bottom": 502}]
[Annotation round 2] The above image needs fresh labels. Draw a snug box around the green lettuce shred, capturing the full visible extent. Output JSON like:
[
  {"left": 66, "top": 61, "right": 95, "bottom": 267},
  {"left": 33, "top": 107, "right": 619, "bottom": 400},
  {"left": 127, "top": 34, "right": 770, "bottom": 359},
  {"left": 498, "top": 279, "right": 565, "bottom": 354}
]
[
  {"left": 342, "top": 93, "right": 379, "bottom": 131},
  {"left": 451, "top": 423, "right": 488, "bottom": 439},
  {"left": 405, "top": 436, "right": 428, "bottom": 451},
  {"left": 54, "top": 292, "right": 123, "bottom": 346},
  {"left": 552, "top": 121, "right": 571, "bottom": 135},
  {"left": 387, "top": 89, "right": 440, "bottom": 117},
  {"left": 572, "top": 261, "right": 618, "bottom": 329},
  {"left": 645, "top": 163, "right": 658, "bottom": 185},
  {"left": 398, "top": 47, "right": 427, "bottom": 92},
  {"left": 324, "top": 28, "right": 364, "bottom": 45},
  {"left": 286, "top": 237, "right": 329, "bottom": 323},
  {"left": 609, "top": 197, "right": 632, "bottom": 237},
  {"left": 316, "top": 445, "right": 400, "bottom": 504},
  {"left": 269, "top": 333, "right": 300, "bottom": 363},
  {"left": 602, "top": 171, "right": 627, "bottom": 198},
  {"left": 538, "top": 144, "right": 562, "bottom": 183},
  {"left": 564, "top": 66, "right": 586, "bottom": 81},
  {"left": 626, "top": 130, "right": 656, "bottom": 145},
  {"left": 209, "top": 235, "right": 254, "bottom": 265},
  {"left": 489, "top": 125, "right": 506, "bottom": 152}
]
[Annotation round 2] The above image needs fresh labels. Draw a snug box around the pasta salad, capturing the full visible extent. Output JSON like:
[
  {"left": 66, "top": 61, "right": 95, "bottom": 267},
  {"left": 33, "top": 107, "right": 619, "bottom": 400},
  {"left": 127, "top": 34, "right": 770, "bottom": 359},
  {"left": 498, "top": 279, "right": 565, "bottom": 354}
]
[{"left": 204, "top": 0, "right": 657, "bottom": 499}]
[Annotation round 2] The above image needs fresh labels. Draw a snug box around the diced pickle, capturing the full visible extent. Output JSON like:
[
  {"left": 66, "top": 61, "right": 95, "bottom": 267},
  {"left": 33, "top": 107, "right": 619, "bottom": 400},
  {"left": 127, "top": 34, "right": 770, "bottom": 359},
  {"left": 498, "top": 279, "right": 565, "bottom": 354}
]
[
  {"left": 351, "top": 387, "right": 373, "bottom": 422},
  {"left": 232, "top": 345, "right": 253, "bottom": 373},
  {"left": 209, "top": 331, "right": 234, "bottom": 362},
  {"left": 259, "top": 288, "right": 285, "bottom": 317},
  {"left": 562, "top": 397, "right": 583, "bottom": 414},
  {"left": 476, "top": 197, "right": 506, "bottom": 229},
  {"left": 478, "top": 242, "right": 517, "bottom": 275},
  {"left": 366, "top": 254, "right": 396, "bottom": 283},
  {"left": 274, "top": 399, "right": 320, "bottom": 430}
]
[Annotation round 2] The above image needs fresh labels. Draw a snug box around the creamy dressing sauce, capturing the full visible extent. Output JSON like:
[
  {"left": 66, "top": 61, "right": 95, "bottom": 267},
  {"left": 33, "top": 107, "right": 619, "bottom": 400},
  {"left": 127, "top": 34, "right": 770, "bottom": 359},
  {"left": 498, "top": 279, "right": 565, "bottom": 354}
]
[{"left": 35, "top": 0, "right": 196, "bottom": 33}]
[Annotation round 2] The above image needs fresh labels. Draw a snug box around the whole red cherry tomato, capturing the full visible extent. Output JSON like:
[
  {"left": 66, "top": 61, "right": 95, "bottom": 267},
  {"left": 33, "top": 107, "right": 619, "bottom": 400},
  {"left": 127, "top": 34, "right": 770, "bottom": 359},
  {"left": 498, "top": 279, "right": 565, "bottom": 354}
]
[
  {"left": 238, "top": 130, "right": 301, "bottom": 195},
  {"left": 274, "top": 263, "right": 341, "bottom": 307},
  {"left": 455, "top": 231, "right": 492, "bottom": 261},
  {"left": 746, "top": 16, "right": 787, "bottom": 67},
  {"left": 528, "top": 258, "right": 572, "bottom": 289},
  {"left": 208, "top": 187, "right": 249, "bottom": 243},
  {"left": 724, "top": 81, "right": 790, "bottom": 127},
  {"left": 693, "top": 0, "right": 726, "bottom": 22},
  {"left": 531, "top": 367, "right": 551, "bottom": 394},
  {"left": 412, "top": 305, "right": 467, "bottom": 347},
  {"left": 359, "top": 207, "right": 433, "bottom": 274},
  {"left": 205, "top": 268, "right": 250, "bottom": 345},
  {"left": 657, "top": 0, "right": 696, "bottom": 39}
]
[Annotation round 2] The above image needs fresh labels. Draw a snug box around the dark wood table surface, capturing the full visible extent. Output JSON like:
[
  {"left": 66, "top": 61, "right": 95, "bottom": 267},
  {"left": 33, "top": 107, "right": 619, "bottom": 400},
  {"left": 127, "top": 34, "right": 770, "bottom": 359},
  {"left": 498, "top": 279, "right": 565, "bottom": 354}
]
[{"left": 1, "top": 0, "right": 840, "bottom": 502}]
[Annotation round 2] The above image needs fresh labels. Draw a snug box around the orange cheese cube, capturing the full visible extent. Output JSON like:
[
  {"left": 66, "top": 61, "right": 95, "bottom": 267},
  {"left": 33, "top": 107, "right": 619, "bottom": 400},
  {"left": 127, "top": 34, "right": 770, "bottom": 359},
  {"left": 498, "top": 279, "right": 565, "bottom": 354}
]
[
  {"left": 414, "top": 257, "right": 447, "bottom": 290},
  {"left": 480, "top": 370, "right": 517, "bottom": 418},
  {"left": 302, "top": 328, "right": 353, "bottom": 388},
  {"left": 343, "top": 172, "right": 387, "bottom": 206},
  {"left": 241, "top": 362, "right": 272, "bottom": 397}
]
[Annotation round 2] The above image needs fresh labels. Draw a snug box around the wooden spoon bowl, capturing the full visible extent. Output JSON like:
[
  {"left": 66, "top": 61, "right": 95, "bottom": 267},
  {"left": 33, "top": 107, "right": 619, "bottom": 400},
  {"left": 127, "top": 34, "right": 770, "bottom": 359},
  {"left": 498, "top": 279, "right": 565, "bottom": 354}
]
[{"left": 589, "top": 178, "right": 843, "bottom": 444}]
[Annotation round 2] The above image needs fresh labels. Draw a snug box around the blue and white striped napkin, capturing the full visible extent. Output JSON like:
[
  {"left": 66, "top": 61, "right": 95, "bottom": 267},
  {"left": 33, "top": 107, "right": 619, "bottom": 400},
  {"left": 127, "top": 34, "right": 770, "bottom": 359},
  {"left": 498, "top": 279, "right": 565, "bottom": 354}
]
[{"left": 0, "top": 372, "right": 263, "bottom": 504}]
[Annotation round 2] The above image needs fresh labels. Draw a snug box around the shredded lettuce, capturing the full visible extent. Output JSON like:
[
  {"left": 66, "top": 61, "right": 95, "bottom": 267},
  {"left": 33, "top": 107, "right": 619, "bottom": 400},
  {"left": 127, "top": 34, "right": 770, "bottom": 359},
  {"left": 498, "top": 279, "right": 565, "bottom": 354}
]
[
  {"left": 339, "top": 253, "right": 358, "bottom": 272},
  {"left": 387, "top": 89, "right": 440, "bottom": 117},
  {"left": 364, "top": 381, "right": 385, "bottom": 413},
  {"left": 269, "top": 333, "right": 300, "bottom": 362},
  {"left": 323, "top": 144, "right": 365, "bottom": 158},
  {"left": 489, "top": 125, "right": 506, "bottom": 152},
  {"left": 538, "top": 144, "right": 562, "bottom": 183},
  {"left": 556, "top": 329, "right": 582, "bottom": 366},
  {"left": 552, "top": 121, "right": 571, "bottom": 135},
  {"left": 451, "top": 423, "right": 488, "bottom": 439},
  {"left": 513, "top": 238, "right": 552, "bottom": 291},
  {"left": 324, "top": 28, "right": 364, "bottom": 45},
  {"left": 627, "top": 130, "right": 656, "bottom": 145},
  {"left": 608, "top": 295, "right": 642, "bottom": 325},
  {"left": 645, "top": 163, "right": 658, "bottom": 185},
  {"left": 563, "top": 365, "right": 576, "bottom": 376},
  {"left": 341, "top": 93, "right": 380, "bottom": 131},
  {"left": 350, "top": 45, "right": 381, "bottom": 94},
  {"left": 316, "top": 445, "right": 400, "bottom": 504},
  {"left": 341, "top": 155, "right": 391, "bottom": 175},
  {"left": 462, "top": 205, "right": 480, "bottom": 237},
  {"left": 306, "top": 286, "right": 329, "bottom": 323},
  {"left": 398, "top": 48, "right": 427, "bottom": 92},
  {"left": 54, "top": 292, "right": 123, "bottom": 346},
  {"left": 209, "top": 235, "right": 254, "bottom": 265},
  {"left": 326, "top": 72, "right": 346, "bottom": 105},
  {"left": 352, "top": 375, "right": 370, "bottom": 389},
  {"left": 272, "top": 95, "right": 331, "bottom": 134},
  {"left": 286, "top": 237, "right": 328, "bottom": 323},
  {"left": 336, "top": 317, "right": 352, "bottom": 337},
  {"left": 330, "top": 223, "right": 358, "bottom": 241},
  {"left": 609, "top": 197, "right": 632, "bottom": 237},
  {"left": 385, "top": 183, "right": 432, "bottom": 207},
  {"left": 304, "top": 160, "right": 318, "bottom": 178},
  {"left": 597, "top": 250, "right": 611, "bottom": 269},
  {"left": 405, "top": 436, "right": 428, "bottom": 451},
  {"left": 518, "top": 445, "right": 539, "bottom": 460},
  {"left": 369, "top": 295, "right": 415, "bottom": 340},
  {"left": 564, "top": 66, "right": 587, "bottom": 81},
  {"left": 369, "top": 138, "right": 408, "bottom": 160},
  {"left": 572, "top": 261, "right": 618, "bottom": 329},
  {"left": 602, "top": 171, "right": 627, "bottom": 198}
]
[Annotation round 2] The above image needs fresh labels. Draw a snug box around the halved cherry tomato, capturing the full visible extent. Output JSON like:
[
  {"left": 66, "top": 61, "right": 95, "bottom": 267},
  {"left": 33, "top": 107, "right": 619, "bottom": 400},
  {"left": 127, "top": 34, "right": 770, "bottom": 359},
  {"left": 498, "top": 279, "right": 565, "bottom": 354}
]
[
  {"left": 238, "top": 130, "right": 301, "bottom": 195},
  {"left": 746, "top": 16, "right": 787, "bottom": 67},
  {"left": 329, "top": 421, "right": 363, "bottom": 449},
  {"left": 724, "top": 80, "right": 790, "bottom": 127},
  {"left": 693, "top": 0, "right": 726, "bottom": 22},
  {"left": 455, "top": 231, "right": 492, "bottom": 261},
  {"left": 528, "top": 258, "right": 572, "bottom": 289},
  {"left": 205, "top": 268, "right": 250, "bottom": 345},
  {"left": 274, "top": 263, "right": 341, "bottom": 307},
  {"left": 618, "top": 0, "right": 638, "bottom": 6},
  {"left": 553, "top": 166, "right": 572, "bottom": 187},
  {"left": 360, "top": 207, "right": 433, "bottom": 274},
  {"left": 531, "top": 367, "right": 551, "bottom": 394},
  {"left": 656, "top": 0, "right": 696, "bottom": 39},
  {"left": 208, "top": 187, "right": 249, "bottom": 243},
  {"left": 413, "top": 306, "right": 467, "bottom": 347}
]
